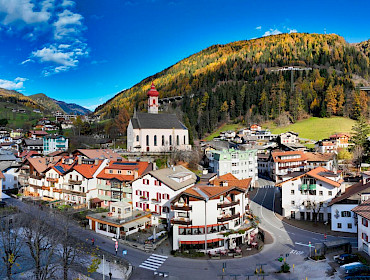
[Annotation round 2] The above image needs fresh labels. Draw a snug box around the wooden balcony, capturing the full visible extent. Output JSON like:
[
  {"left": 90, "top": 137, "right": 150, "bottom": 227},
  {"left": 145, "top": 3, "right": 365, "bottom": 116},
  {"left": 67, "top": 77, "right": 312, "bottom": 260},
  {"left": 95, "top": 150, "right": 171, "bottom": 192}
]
[
  {"left": 151, "top": 198, "right": 161, "bottom": 203},
  {"left": 140, "top": 196, "right": 149, "bottom": 201},
  {"left": 171, "top": 217, "right": 192, "bottom": 225},
  {"left": 217, "top": 213, "right": 240, "bottom": 223},
  {"left": 62, "top": 189, "right": 86, "bottom": 197},
  {"left": 30, "top": 174, "right": 43, "bottom": 180},
  {"left": 69, "top": 179, "right": 82, "bottom": 185},
  {"left": 47, "top": 178, "right": 59, "bottom": 183},
  {"left": 53, "top": 188, "right": 63, "bottom": 193},
  {"left": 41, "top": 186, "right": 50, "bottom": 191},
  {"left": 171, "top": 204, "right": 192, "bottom": 211},
  {"left": 217, "top": 199, "right": 239, "bottom": 209}
]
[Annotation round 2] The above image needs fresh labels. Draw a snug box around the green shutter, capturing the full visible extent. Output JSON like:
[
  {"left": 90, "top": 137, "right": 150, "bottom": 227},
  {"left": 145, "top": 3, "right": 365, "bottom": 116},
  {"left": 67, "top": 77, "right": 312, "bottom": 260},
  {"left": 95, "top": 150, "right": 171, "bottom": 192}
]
[
  {"left": 300, "top": 184, "right": 308, "bottom": 190},
  {"left": 309, "top": 184, "right": 316, "bottom": 190}
]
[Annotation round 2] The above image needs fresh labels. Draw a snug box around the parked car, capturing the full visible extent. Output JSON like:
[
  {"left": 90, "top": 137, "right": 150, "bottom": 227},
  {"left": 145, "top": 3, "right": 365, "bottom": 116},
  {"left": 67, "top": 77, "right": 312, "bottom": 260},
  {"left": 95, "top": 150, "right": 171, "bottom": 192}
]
[{"left": 336, "top": 254, "right": 359, "bottom": 265}]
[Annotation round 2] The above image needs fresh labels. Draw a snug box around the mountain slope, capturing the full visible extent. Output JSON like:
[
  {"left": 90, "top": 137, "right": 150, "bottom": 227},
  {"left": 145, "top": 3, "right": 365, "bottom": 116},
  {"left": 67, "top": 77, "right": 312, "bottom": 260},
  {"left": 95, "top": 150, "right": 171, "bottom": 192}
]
[
  {"left": 29, "top": 93, "right": 65, "bottom": 113},
  {"left": 0, "top": 88, "right": 44, "bottom": 110},
  {"left": 53, "top": 100, "right": 91, "bottom": 115},
  {"left": 95, "top": 33, "right": 370, "bottom": 138}
]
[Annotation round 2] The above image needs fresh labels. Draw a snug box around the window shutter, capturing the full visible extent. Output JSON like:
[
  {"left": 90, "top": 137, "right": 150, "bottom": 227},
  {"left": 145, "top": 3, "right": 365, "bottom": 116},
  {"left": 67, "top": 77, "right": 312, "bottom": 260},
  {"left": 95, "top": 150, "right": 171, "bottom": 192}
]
[
  {"left": 142, "top": 179, "right": 145, "bottom": 184},
  {"left": 136, "top": 202, "right": 138, "bottom": 207},
  {"left": 159, "top": 206, "right": 162, "bottom": 215}
]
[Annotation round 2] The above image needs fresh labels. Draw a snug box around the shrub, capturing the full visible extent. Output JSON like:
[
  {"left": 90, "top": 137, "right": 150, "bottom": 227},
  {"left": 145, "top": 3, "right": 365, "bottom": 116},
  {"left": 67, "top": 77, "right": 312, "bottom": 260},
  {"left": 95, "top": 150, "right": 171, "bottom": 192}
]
[{"left": 280, "top": 262, "right": 290, "bottom": 273}]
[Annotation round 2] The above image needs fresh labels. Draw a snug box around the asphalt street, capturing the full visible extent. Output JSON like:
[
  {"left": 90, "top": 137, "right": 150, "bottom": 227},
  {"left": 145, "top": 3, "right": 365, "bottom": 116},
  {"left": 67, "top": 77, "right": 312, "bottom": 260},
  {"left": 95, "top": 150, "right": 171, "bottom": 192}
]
[{"left": 7, "top": 178, "right": 358, "bottom": 280}]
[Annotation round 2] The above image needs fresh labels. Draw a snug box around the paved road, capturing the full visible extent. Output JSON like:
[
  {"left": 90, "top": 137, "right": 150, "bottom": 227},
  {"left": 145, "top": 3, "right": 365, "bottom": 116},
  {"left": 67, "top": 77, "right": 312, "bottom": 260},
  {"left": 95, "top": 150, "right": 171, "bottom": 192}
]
[{"left": 8, "top": 179, "right": 358, "bottom": 280}]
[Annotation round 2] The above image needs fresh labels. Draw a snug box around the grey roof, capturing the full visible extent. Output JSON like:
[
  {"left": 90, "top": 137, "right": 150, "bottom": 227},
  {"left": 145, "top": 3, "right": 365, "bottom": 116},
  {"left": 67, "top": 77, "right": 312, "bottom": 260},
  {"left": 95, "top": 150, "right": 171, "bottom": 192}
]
[
  {"left": 24, "top": 139, "right": 43, "bottom": 146},
  {"left": 132, "top": 112, "right": 187, "bottom": 130},
  {"left": 148, "top": 165, "right": 197, "bottom": 191}
]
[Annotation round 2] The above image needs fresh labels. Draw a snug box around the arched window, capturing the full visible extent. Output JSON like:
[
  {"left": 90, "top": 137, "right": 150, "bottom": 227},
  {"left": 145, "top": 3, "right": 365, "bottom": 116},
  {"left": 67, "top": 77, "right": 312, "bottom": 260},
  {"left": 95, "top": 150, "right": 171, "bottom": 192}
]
[
  {"left": 136, "top": 135, "right": 139, "bottom": 142},
  {"left": 162, "top": 135, "right": 165, "bottom": 146},
  {"left": 146, "top": 135, "right": 149, "bottom": 146},
  {"left": 154, "top": 135, "right": 157, "bottom": 146},
  {"left": 169, "top": 135, "right": 172, "bottom": 145},
  {"left": 176, "top": 135, "right": 179, "bottom": 146},
  {"left": 153, "top": 99, "right": 156, "bottom": 105}
]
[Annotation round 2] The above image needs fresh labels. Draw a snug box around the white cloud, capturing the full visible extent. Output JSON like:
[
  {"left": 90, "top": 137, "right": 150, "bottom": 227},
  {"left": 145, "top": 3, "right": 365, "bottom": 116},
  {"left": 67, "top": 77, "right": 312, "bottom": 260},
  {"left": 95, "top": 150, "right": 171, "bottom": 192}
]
[
  {"left": 255, "top": 26, "right": 262, "bottom": 30},
  {"left": 0, "top": 77, "right": 27, "bottom": 90},
  {"left": 32, "top": 43, "right": 88, "bottom": 76},
  {"left": 21, "top": 58, "right": 32, "bottom": 64},
  {"left": 61, "top": 0, "right": 75, "bottom": 7},
  {"left": 289, "top": 28, "right": 298, "bottom": 34},
  {"left": 0, "top": 0, "right": 52, "bottom": 25},
  {"left": 53, "top": 9, "right": 83, "bottom": 40},
  {"left": 263, "top": 28, "right": 282, "bottom": 37}
]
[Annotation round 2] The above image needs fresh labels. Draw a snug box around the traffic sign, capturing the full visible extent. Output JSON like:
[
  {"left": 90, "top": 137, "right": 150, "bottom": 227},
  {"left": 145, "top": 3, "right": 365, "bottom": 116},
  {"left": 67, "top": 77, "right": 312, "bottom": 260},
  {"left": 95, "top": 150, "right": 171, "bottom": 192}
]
[{"left": 122, "top": 250, "right": 127, "bottom": 256}]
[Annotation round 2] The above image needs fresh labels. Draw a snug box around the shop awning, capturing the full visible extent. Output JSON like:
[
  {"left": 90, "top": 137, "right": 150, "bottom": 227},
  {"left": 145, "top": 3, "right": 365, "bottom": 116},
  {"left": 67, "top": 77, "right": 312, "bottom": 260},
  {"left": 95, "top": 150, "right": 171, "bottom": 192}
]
[
  {"left": 309, "top": 184, "right": 316, "bottom": 190},
  {"left": 300, "top": 184, "right": 308, "bottom": 190},
  {"left": 180, "top": 238, "right": 223, "bottom": 245}
]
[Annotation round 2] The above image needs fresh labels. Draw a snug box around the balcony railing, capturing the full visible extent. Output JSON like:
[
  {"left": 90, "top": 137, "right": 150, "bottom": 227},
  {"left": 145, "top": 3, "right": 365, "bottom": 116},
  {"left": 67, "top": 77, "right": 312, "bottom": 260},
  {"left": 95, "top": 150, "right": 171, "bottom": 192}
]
[
  {"left": 69, "top": 179, "right": 82, "bottom": 185},
  {"left": 171, "top": 217, "right": 192, "bottom": 225},
  {"left": 217, "top": 213, "right": 240, "bottom": 223},
  {"left": 47, "top": 178, "right": 59, "bottom": 183},
  {"left": 217, "top": 199, "right": 240, "bottom": 209},
  {"left": 30, "top": 174, "right": 43, "bottom": 180},
  {"left": 140, "top": 196, "right": 149, "bottom": 201},
  {"left": 171, "top": 204, "right": 192, "bottom": 211},
  {"left": 151, "top": 198, "right": 161, "bottom": 203},
  {"left": 53, "top": 188, "right": 62, "bottom": 193},
  {"left": 41, "top": 186, "right": 50, "bottom": 191}
]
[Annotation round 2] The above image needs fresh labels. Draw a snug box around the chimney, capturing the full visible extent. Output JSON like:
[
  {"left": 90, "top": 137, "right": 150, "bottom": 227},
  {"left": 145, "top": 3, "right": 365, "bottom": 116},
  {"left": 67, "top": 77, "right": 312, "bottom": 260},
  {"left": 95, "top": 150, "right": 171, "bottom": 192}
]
[
  {"left": 62, "top": 158, "right": 65, "bottom": 164},
  {"left": 78, "top": 156, "right": 82, "bottom": 165},
  {"left": 95, "top": 158, "right": 99, "bottom": 165}
]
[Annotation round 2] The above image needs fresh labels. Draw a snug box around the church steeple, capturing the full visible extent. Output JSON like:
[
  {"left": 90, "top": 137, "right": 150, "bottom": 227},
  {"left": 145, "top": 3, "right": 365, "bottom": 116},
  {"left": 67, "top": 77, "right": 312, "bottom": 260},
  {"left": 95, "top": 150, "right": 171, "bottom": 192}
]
[{"left": 147, "top": 82, "right": 159, "bottom": 114}]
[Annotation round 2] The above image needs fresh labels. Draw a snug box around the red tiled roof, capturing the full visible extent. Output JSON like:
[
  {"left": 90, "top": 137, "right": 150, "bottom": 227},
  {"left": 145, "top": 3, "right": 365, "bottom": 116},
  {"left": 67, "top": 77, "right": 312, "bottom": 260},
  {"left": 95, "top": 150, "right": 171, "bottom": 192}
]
[
  {"left": 305, "top": 152, "right": 335, "bottom": 162},
  {"left": 276, "top": 166, "right": 341, "bottom": 188},
  {"left": 73, "top": 149, "right": 122, "bottom": 161},
  {"left": 329, "top": 181, "right": 370, "bottom": 206},
  {"left": 73, "top": 160, "right": 104, "bottom": 179},
  {"left": 29, "top": 130, "right": 48, "bottom": 136},
  {"left": 352, "top": 198, "right": 370, "bottom": 220},
  {"left": 147, "top": 82, "right": 159, "bottom": 97},
  {"left": 97, "top": 161, "right": 150, "bottom": 182},
  {"left": 330, "top": 133, "right": 350, "bottom": 139},
  {"left": 183, "top": 184, "right": 246, "bottom": 200},
  {"left": 272, "top": 150, "right": 307, "bottom": 163},
  {"left": 28, "top": 156, "right": 62, "bottom": 174},
  {"left": 210, "top": 173, "right": 237, "bottom": 181}
]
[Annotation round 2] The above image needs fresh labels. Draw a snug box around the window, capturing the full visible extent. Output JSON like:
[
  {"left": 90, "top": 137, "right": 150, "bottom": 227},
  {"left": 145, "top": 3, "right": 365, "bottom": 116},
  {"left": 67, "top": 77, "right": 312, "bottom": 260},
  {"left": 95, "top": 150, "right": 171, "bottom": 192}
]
[
  {"left": 146, "top": 135, "right": 149, "bottom": 146},
  {"left": 328, "top": 191, "right": 332, "bottom": 196},
  {"left": 362, "top": 218, "right": 369, "bottom": 227},
  {"left": 337, "top": 223, "right": 342, "bottom": 229},
  {"left": 291, "top": 201, "right": 295, "bottom": 205},
  {"left": 176, "top": 135, "right": 179, "bottom": 146},
  {"left": 118, "top": 208, "right": 121, "bottom": 214},
  {"left": 163, "top": 194, "right": 170, "bottom": 200},
  {"left": 291, "top": 190, "right": 294, "bottom": 195},
  {"left": 162, "top": 135, "right": 165, "bottom": 146},
  {"left": 163, "top": 206, "right": 170, "bottom": 213},
  {"left": 184, "top": 135, "right": 186, "bottom": 144},
  {"left": 142, "top": 179, "right": 149, "bottom": 185},
  {"left": 109, "top": 170, "right": 113, "bottom": 174},
  {"left": 136, "top": 135, "right": 139, "bottom": 142},
  {"left": 169, "top": 135, "right": 172, "bottom": 145},
  {"left": 341, "top": 211, "right": 351, "bottom": 217},
  {"left": 112, "top": 207, "right": 115, "bottom": 212},
  {"left": 362, "top": 233, "right": 369, "bottom": 242},
  {"left": 319, "top": 191, "right": 323, "bottom": 196},
  {"left": 348, "top": 223, "right": 352, "bottom": 229},
  {"left": 154, "top": 135, "right": 157, "bottom": 146}
]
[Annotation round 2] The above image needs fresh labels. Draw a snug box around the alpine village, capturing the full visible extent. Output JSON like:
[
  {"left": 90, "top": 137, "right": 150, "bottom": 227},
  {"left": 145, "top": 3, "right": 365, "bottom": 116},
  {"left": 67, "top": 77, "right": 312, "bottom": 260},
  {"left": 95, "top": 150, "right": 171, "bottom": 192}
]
[{"left": 2, "top": 25, "right": 370, "bottom": 280}]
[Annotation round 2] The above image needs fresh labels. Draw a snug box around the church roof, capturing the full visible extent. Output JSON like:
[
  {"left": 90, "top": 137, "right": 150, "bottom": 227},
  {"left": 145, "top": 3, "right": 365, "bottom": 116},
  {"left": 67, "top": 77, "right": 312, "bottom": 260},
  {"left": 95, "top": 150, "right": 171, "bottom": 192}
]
[
  {"left": 147, "top": 82, "right": 159, "bottom": 97},
  {"left": 132, "top": 112, "right": 187, "bottom": 130}
]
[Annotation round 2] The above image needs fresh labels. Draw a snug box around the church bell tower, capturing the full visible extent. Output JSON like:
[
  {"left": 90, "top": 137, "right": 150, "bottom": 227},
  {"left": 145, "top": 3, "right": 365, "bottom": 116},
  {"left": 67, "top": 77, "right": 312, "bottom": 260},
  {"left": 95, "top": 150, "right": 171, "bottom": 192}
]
[{"left": 147, "top": 82, "right": 159, "bottom": 114}]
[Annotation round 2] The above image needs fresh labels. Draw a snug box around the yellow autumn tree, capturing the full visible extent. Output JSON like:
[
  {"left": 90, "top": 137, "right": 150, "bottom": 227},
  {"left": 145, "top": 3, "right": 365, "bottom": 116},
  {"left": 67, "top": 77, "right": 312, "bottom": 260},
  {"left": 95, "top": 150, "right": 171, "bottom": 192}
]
[{"left": 325, "top": 84, "right": 337, "bottom": 116}]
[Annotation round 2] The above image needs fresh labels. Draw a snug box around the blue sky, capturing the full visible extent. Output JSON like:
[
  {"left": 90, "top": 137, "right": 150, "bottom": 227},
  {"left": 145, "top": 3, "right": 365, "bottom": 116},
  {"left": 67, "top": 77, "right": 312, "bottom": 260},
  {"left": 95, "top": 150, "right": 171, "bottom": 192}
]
[{"left": 0, "top": 0, "right": 369, "bottom": 110}]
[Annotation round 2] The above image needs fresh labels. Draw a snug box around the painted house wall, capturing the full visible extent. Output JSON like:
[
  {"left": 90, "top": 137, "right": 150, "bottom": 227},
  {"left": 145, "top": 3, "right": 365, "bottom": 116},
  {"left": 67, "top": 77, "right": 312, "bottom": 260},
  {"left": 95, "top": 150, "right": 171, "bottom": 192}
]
[
  {"left": 281, "top": 177, "right": 340, "bottom": 221},
  {"left": 330, "top": 204, "right": 357, "bottom": 233},
  {"left": 358, "top": 216, "right": 370, "bottom": 256},
  {"left": 3, "top": 168, "right": 19, "bottom": 190}
]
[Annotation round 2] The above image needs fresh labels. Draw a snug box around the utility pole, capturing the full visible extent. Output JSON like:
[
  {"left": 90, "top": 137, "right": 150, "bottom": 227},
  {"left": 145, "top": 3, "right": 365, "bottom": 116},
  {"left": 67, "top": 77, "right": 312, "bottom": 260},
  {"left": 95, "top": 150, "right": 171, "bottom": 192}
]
[{"left": 271, "top": 66, "right": 312, "bottom": 94}]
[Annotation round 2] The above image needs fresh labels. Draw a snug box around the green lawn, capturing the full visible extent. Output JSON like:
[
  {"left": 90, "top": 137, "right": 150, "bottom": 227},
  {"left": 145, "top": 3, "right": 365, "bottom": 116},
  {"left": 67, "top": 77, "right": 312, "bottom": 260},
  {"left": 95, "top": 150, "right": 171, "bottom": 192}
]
[
  {"left": 204, "top": 123, "right": 244, "bottom": 141},
  {"left": 266, "top": 117, "right": 356, "bottom": 141},
  {"left": 0, "top": 102, "right": 42, "bottom": 128}
]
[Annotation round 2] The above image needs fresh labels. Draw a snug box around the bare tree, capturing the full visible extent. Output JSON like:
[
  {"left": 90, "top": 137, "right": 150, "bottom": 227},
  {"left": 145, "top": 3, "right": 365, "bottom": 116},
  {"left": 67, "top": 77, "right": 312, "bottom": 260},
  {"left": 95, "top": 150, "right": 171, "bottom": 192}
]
[
  {"left": 22, "top": 213, "right": 57, "bottom": 280},
  {"left": 352, "top": 145, "right": 364, "bottom": 173},
  {"left": 0, "top": 214, "right": 23, "bottom": 279}
]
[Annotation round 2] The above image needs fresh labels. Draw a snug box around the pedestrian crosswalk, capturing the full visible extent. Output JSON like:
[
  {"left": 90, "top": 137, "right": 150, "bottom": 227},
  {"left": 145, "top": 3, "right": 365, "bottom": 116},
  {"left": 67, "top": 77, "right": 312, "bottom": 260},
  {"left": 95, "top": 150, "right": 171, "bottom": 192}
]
[{"left": 139, "top": 254, "right": 168, "bottom": 271}]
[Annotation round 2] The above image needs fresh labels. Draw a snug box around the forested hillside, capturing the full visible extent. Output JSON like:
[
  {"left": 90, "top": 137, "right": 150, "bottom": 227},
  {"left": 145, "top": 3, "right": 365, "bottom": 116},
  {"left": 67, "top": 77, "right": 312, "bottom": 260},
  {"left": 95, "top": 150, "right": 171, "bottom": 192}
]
[{"left": 95, "top": 33, "right": 370, "bottom": 139}]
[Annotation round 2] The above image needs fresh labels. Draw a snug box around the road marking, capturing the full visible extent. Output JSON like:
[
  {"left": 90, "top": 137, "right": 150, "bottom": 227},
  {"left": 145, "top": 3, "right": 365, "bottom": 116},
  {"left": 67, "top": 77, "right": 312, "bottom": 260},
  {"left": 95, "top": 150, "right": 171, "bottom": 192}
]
[
  {"left": 139, "top": 254, "right": 167, "bottom": 271},
  {"left": 295, "top": 242, "right": 311, "bottom": 247},
  {"left": 290, "top": 249, "right": 304, "bottom": 255}
]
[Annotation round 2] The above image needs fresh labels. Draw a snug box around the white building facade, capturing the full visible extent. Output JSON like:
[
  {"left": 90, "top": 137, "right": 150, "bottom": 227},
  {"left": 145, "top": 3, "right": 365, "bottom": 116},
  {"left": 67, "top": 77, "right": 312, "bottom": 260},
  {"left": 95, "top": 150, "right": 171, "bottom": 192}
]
[
  {"left": 278, "top": 167, "right": 343, "bottom": 222},
  {"left": 352, "top": 198, "right": 370, "bottom": 256}
]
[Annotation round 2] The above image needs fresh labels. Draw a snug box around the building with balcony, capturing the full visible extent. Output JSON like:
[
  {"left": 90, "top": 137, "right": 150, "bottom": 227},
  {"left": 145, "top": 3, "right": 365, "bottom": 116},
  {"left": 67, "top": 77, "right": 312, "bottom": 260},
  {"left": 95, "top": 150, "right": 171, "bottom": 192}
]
[
  {"left": 43, "top": 135, "right": 68, "bottom": 155},
  {"left": 208, "top": 149, "right": 258, "bottom": 186},
  {"left": 352, "top": 198, "right": 370, "bottom": 256},
  {"left": 278, "top": 131, "right": 299, "bottom": 145},
  {"left": 96, "top": 160, "right": 153, "bottom": 207},
  {"left": 87, "top": 201, "right": 151, "bottom": 238},
  {"left": 131, "top": 165, "right": 197, "bottom": 225},
  {"left": 171, "top": 177, "right": 255, "bottom": 252},
  {"left": 315, "top": 140, "right": 338, "bottom": 154},
  {"left": 277, "top": 167, "right": 344, "bottom": 222},
  {"left": 329, "top": 133, "right": 351, "bottom": 148},
  {"left": 127, "top": 83, "right": 191, "bottom": 153}
]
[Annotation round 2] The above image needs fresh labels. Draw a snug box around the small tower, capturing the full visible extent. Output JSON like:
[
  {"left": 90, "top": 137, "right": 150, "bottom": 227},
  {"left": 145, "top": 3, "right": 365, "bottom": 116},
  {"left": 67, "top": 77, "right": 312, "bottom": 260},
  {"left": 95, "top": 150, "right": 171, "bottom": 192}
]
[{"left": 147, "top": 82, "right": 159, "bottom": 114}]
